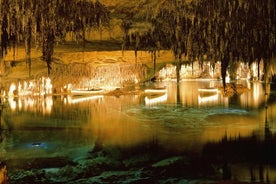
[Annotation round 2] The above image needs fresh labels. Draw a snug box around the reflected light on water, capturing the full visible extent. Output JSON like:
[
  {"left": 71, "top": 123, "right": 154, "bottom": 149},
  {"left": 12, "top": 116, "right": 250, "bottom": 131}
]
[
  {"left": 2, "top": 81, "right": 275, "bottom": 152},
  {"left": 201, "top": 113, "right": 261, "bottom": 142},
  {"left": 240, "top": 82, "right": 265, "bottom": 109},
  {"left": 7, "top": 96, "right": 53, "bottom": 115},
  {"left": 82, "top": 96, "right": 154, "bottom": 147},
  {"left": 253, "top": 82, "right": 263, "bottom": 106},
  {"left": 44, "top": 96, "right": 53, "bottom": 115},
  {"left": 8, "top": 97, "right": 16, "bottom": 110},
  {"left": 18, "top": 98, "right": 22, "bottom": 110},
  {"left": 66, "top": 95, "right": 103, "bottom": 104},
  {"left": 25, "top": 97, "right": 35, "bottom": 111}
]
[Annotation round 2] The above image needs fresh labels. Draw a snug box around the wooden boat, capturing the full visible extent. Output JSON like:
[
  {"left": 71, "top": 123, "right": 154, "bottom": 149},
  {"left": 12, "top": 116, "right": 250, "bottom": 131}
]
[
  {"left": 198, "top": 87, "right": 219, "bottom": 104},
  {"left": 198, "top": 87, "right": 218, "bottom": 98},
  {"left": 198, "top": 93, "right": 218, "bottom": 104},
  {"left": 144, "top": 87, "right": 167, "bottom": 94},
  {"left": 68, "top": 95, "right": 103, "bottom": 104},
  {"left": 198, "top": 87, "right": 218, "bottom": 93},
  {"left": 70, "top": 88, "right": 103, "bottom": 95},
  {"left": 145, "top": 93, "right": 167, "bottom": 105}
]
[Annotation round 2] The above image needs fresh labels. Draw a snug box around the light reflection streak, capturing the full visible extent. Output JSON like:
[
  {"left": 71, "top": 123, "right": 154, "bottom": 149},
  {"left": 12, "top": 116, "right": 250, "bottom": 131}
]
[
  {"left": 7, "top": 96, "right": 53, "bottom": 114},
  {"left": 239, "top": 82, "right": 265, "bottom": 109},
  {"left": 70, "top": 88, "right": 104, "bottom": 95},
  {"left": 253, "top": 82, "right": 261, "bottom": 104},
  {"left": 198, "top": 88, "right": 218, "bottom": 93},
  {"left": 44, "top": 96, "right": 53, "bottom": 115},
  {"left": 18, "top": 98, "right": 22, "bottom": 110},
  {"left": 67, "top": 95, "right": 103, "bottom": 104},
  {"left": 8, "top": 97, "right": 16, "bottom": 110},
  {"left": 144, "top": 88, "right": 167, "bottom": 94},
  {"left": 25, "top": 97, "right": 35, "bottom": 111},
  {"left": 6, "top": 77, "right": 53, "bottom": 98}
]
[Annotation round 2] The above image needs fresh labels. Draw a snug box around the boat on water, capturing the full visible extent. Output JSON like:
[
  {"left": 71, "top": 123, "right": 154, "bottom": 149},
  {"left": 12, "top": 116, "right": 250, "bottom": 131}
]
[
  {"left": 198, "top": 87, "right": 218, "bottom": 93},
  {"left": 198, "top": 87, "right": 219, "bottom": 104},
  {"left": 70, "top": 88, "right": 104, "bottom": 95},
  {"left": 144, "top": 87, "right": 167, "bottom": 105},
  {"left": 67, "top": 95, "right": 103, "bottom": 104},
  {"left": 145, "top": 92, "right": 167, "bottom": 105},
  {"left": 144, "top": 87, "right": 167, "bottom": 94},
  {"left": 198, "top": 87, "right": 218, "bottom": 97}
]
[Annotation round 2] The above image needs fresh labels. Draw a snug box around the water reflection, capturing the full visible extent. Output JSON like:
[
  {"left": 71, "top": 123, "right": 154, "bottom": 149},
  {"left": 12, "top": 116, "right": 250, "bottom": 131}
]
[
  {"left": 7, "top": 96, "right": 53, "bottom": 115},
  {"left": 240, "top": 81, "right": 266, "bottom": 109},
  {"left": 66, "top": 95, "right": 103, "bottom": 104},
  {"left": 0, "top": 80, "right": 276, "bottom": 182},
  {"left": 1, "top": 81, "right": 274, "bottom": 148}
]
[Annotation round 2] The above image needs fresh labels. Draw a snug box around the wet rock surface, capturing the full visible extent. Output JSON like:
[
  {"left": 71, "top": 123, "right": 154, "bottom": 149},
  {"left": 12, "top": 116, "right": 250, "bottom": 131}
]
[
  {"left": 5, "top": 138, "right": 273, "bottom": 184},
  {"left": 5, "top": 142, "right": 213, "bottom": 184},
  {"left": 218, "top": 83, "right": 250, "bottom": 97}
]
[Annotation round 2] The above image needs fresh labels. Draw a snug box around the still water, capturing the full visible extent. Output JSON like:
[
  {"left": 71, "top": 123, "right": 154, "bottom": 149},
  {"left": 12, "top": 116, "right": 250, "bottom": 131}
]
[{"left": 1, "top": 80, "right": 276, "bottom": 181}]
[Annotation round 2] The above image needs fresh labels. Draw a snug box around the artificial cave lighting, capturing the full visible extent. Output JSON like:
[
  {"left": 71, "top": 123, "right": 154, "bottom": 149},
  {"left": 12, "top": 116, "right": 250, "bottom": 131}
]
[
  {"left": 252, "top": 62, "right": 258, "bottom": 80},
  {"left": 225, "top": 72, "right": 230, "bottom": 83},
  {"left": 158, "top": 64, "right": 177, "bottom": 81},
  {"left": 157, "top": 61, "right": 221, "bottom": 81},
  {"left": 156, "top": 61, "right": 265, "bottom": 82},
  {"left": 45, "top": 77, "right": 53, "bottom": 95},
  {"left": 62, "top": 63, "right": 145, "bottom": 91},
  {"left": 8, "top": 83, "right": 16, "bottom": 97},
  {"left": 209, "top": 62, "right": 215, "bottom": 78},
  {"left": 3, "top": 77, "right": 54, "bottom": 114},
  {"left": 236, "top": 63, "right": 251, "bottom": 80},
  {"left": 5, "top": 77, "right": 53, "bottom": 98},
  {"left": 180, "top": 63, "right": 198, "bottom": 78}
]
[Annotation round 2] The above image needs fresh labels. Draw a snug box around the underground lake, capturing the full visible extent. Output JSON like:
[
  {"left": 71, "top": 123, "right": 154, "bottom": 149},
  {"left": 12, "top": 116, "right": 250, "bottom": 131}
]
[{"left": 0, "top": 80, "right": 276, "bottom": 183}]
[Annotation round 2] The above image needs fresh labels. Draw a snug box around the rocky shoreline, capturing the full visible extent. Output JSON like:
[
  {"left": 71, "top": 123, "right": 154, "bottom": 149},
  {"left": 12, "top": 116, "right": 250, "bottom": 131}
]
[
  {"left": 3, "top": 137, "right": 271, "bottom": 184},
  {"left": 218, "top": 83, "right": 250, "bottom": 97},
  {"left": 5, "top": 141, "right": 198, "bottom": 183}
]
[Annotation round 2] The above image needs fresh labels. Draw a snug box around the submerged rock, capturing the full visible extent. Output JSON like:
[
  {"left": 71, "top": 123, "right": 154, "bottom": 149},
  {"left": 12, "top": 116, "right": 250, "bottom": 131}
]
[
  {"left": 152, "top": 156, "right": 184, "bottom": 168},
  {"left": 219, "top": 83, "right": 250, "bottom": 97}
]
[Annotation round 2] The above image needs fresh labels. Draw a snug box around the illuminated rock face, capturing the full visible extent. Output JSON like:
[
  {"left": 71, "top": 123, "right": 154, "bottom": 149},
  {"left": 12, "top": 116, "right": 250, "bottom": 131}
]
[
  {"left": 156, "top": 61, "right": 263, "bottom": 81},
  {"left": 6, "top": 77, "right": 52, "bottom": 98},
  {"left": 2, "top": 59, "right": 264, "bottom": 97},
  {"left": 4, "top": 77, "right": 54, "bottom": 114},
  {"left": 50, "top": 63, "right": 147, "bottom": 92},
  {"left": 2, "top": 63, "right": 147, "bottom": 96},
  {"left": 157, "top": 62, "right": 221, "bottom": 81}
]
